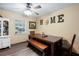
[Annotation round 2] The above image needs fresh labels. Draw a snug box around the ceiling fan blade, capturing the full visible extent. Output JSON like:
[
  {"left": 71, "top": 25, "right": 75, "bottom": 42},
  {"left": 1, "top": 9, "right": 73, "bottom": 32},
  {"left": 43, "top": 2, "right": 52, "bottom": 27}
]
[
  {"left": 31, "top": 11, "right": 39, "bottom": 15},
  {"left": 33, "top": 11, "right": 39, "bottom": 15},
  {"left": 33, "top": 5, "right": 41, "bottom": 9},
  {"left": 30, "top": 9, "right": 39, "bottom": 15}
]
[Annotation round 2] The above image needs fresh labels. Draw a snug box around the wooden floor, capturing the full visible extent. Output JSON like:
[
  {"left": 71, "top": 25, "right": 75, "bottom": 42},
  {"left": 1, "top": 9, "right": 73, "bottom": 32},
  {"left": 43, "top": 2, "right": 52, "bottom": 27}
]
[{"left": 0, "top": 42, "right": 39, "bottom": 56}]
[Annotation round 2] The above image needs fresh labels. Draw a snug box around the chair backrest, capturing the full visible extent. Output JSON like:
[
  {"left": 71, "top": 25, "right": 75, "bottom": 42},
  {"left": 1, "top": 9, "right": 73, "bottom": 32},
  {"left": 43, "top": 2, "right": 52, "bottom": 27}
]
[
  {"left": 70, "top": 34, "right": 76, "bottom": 49},
  {"left": 69, "top": 34, "right": 76, "bottom": 55}
]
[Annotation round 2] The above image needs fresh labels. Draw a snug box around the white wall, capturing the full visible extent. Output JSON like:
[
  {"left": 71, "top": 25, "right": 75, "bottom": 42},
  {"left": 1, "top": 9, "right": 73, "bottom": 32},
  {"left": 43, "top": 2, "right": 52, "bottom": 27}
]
[{"left": 36, "top": 5, "right": 79, "bottom": 53}]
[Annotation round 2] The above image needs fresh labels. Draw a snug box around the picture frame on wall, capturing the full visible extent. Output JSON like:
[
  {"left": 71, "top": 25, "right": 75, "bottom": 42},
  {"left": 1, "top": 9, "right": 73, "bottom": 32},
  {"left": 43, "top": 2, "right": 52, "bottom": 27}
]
[
  {"left": 29, "top": 21, "right": 36, "bottom": 29},
  {"left": 45, "top": 20, "right": 49, "bottom": 25},
  {"left": 15, "top": 20, "right": 25, "bottom": 34},
  {"left": 40, "top": 20, "right": 43, "bottom": 25}
]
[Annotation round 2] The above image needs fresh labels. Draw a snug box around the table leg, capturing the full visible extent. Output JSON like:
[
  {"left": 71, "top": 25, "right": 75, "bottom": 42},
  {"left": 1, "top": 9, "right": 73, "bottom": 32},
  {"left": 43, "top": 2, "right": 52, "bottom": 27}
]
[{"left": 51, "top": 43, "right": 54, "bottom": 56}]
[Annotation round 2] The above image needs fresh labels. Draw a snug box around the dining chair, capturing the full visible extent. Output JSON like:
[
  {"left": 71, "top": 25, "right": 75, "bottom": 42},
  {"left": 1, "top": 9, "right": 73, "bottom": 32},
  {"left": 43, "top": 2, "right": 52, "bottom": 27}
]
[{"left": 62, "top": 34, "right": 76, "bottom": 56}]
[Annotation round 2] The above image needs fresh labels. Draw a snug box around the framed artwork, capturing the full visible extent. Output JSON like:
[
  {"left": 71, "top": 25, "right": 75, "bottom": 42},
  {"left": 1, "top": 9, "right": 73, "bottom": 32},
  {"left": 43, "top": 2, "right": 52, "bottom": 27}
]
[
  {"left": 40, "top": 20, "right": 43, "bottom": 25},
  {"left": 45, "top": 20, "right": 49, "bottom": 25},
  {"left": 15, "top": 20, "right": 25, "bottom": 34},
  {"left": 29, "top": 21, "right": 36, "bottom": 29}
]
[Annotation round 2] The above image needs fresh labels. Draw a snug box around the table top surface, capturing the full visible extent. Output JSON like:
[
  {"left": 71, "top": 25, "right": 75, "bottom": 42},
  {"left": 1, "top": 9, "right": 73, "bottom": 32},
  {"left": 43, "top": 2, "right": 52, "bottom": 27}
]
[{"left": 30, "top": 34, "right": 62, "bottom": 43}]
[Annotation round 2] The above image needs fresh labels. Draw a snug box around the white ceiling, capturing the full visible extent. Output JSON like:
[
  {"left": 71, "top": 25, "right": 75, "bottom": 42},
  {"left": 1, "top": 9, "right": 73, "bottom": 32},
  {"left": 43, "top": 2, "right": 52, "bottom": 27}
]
[{"left": 0, "top": 3, "right": 78, "bottom": 17}]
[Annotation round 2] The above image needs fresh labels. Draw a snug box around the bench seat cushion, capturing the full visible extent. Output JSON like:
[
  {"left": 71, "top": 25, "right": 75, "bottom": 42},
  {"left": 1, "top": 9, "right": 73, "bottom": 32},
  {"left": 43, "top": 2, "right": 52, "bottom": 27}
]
[{"left": 28, "top": 40, "right": 48, "bottom": 52}]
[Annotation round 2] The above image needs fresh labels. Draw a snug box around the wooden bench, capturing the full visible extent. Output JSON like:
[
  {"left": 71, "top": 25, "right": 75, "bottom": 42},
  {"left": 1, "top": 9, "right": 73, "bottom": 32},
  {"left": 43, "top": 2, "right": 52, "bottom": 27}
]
[{"left": 28, "top": 39, "right": 48, "bottom": 56}]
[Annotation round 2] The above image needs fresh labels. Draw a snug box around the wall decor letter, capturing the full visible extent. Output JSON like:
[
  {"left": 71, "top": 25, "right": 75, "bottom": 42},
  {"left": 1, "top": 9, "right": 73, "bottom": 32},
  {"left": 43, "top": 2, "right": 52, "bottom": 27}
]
[
  {"left": 57, "top": 14, "right": 64, "bottom": 23},
  {"left": 50, "top": 16, "right": 56, "bottom": 23}
]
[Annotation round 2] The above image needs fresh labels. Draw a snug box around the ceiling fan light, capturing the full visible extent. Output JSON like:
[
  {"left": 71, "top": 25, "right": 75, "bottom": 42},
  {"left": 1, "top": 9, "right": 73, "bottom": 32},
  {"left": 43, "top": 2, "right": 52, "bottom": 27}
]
[{"left": 24, "top": 10, "right": 32, "bottom": 16}]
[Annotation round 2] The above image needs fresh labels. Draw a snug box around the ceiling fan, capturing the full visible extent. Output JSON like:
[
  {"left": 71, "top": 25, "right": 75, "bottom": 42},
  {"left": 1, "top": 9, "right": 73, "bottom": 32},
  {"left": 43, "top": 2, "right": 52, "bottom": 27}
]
[{"left": 23, "top": 3, "right": 41, "bottom": 16}]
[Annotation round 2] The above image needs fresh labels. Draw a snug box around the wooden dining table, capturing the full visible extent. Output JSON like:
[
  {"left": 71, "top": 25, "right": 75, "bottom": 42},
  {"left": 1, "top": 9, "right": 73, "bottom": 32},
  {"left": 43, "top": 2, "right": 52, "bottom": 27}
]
[{"left": 29, "top": 34, "right": 63, "bottom": 56}]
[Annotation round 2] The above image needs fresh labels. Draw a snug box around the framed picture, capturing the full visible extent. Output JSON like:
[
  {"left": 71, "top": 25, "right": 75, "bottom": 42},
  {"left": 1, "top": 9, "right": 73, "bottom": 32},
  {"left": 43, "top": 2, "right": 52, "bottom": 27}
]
[
  {"left": 45, "top": 20, "right": 49, "bottom": 25},
  {"left": 40, "top": 20, "right": 43, "bottom": 25},
  {"left": 15, "top": 20, "right": 26, "bottom": 34},
  {"left": 29, "top": 21, "right": 36, "bottom": 29}
]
